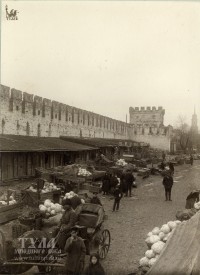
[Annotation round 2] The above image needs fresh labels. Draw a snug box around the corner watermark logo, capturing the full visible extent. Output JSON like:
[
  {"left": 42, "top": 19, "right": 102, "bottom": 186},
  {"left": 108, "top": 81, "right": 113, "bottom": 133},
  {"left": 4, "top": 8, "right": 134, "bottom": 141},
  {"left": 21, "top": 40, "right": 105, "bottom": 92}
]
[
  {"left": 14, "top": 237, "right": 62, "bottom": 262},
  {"left": 5, "top": 5, "right": 19, "bottom": 20}
]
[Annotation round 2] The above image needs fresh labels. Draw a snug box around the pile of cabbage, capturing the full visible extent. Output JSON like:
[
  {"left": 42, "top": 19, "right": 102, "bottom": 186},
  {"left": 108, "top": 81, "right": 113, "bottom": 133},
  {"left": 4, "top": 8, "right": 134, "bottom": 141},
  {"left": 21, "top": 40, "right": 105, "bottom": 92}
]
[
  {"left": 0, "top": 195, "right": 17, "bottom": 206},
  {"left": 64, "top": 191, "right": 85, "bottom": 204},
  {"left": 116, "top": 159, "right": 127, "bottom": 167},
  {"left": 194, "top": 201, "right": 200, "bottom": 210},
  {"left": 77, "top": 168, "right": 92, "bottom": 177},
  {"left": 39, "top": 199, "right": 64, "bottom": 218},
  {"left": 139, "top": 220, "right": 182, "bottom": 270},
  {"left": 28, "top": 182, "right": 60, "bottom": 193}
]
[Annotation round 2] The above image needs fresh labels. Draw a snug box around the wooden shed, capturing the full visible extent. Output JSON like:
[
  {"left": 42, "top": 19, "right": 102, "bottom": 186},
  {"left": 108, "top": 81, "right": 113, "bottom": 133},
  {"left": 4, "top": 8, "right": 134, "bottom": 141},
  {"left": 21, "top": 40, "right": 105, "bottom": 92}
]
[{"left": 0, "top": 135, "right": 97, "bottom": 182}]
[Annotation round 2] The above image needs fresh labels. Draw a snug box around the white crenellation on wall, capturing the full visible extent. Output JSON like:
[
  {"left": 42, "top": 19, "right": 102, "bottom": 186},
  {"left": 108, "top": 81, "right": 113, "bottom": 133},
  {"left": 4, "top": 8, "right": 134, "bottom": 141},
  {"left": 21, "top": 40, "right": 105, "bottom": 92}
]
[
  {"left": 0, "top": 84, "right": 173, "bottom": 151},
  {"left": 0, "top": 84, "right": 129, "bottom": 139}
]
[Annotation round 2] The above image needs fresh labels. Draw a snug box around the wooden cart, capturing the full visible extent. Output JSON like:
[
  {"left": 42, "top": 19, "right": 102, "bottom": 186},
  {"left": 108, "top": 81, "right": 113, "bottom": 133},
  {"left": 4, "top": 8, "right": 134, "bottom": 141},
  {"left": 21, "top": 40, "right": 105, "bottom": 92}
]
[{"left": 0, "top": 203, "right": 110, "bottom": 274}]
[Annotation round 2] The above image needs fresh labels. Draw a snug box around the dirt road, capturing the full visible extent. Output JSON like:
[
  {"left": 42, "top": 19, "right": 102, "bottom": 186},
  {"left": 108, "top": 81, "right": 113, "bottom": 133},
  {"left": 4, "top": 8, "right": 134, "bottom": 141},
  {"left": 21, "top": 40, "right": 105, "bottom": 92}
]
[
  {"left": 0, "top": 160, "right": 200, "bottom": 275},
  {"left": 102, "top": 160, "right": 200, "bottom": 275}
]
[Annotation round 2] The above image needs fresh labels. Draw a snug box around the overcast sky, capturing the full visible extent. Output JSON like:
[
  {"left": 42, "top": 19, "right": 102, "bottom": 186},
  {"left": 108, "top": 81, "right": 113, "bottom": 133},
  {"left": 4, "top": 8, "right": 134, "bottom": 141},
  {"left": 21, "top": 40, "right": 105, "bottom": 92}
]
[{"left": 1, "top": 1, "right": 200, "bottom": 128}]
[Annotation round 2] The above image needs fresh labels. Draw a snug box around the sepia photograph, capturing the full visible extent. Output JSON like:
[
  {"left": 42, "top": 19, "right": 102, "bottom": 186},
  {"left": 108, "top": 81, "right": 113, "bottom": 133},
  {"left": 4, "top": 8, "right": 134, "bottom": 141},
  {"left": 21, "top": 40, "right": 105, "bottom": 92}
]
[{"left": 0, "top": 1, "right": 200, "bottom": 274}]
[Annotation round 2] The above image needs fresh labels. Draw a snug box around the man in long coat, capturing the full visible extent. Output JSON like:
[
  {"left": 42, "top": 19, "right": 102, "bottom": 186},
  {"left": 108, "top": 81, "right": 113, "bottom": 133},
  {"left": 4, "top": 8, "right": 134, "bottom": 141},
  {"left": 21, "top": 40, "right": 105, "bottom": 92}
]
[
  {"left": 55, "top": 199, "right": 77, "bottom": 250},
  {"left": 124, "top": 170, "right": 135, "bottom": 197},
  {"left": 162, "top": 173, "right": 173, "bottom": 201},
  {"left": 64, "top": 226, "right": 86, "bottom": 275}
]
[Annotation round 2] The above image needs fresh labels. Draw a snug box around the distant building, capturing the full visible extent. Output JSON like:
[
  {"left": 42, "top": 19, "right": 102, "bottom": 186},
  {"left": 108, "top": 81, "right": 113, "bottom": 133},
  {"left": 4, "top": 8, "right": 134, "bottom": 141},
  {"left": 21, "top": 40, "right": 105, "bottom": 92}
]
[{"left": 129, "top": 106, "right": 173, "bottom": 152}]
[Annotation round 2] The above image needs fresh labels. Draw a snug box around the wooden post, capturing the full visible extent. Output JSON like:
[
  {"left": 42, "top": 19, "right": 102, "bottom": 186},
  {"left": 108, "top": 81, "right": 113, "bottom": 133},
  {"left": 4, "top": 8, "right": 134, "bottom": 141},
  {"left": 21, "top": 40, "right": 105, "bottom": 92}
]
[{"left": 7, "top": 190, "right": 9, "bottom": 206}]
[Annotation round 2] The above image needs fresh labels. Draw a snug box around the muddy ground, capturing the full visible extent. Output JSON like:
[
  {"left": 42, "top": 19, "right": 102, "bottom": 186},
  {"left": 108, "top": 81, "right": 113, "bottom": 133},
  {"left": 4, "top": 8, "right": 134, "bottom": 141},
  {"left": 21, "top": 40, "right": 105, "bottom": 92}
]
[{"left": 0, "top": 160, "right": 200, "bottom": 275}]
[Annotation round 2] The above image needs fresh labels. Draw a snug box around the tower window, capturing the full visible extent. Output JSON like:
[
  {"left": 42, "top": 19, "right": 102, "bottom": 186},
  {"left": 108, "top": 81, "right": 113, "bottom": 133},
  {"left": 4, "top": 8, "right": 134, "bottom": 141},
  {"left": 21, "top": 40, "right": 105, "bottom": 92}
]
[
  {"left": 37, "top": 124, "right": 41, "bottom": 137},
  {"left": 26, "top": 122, "right": 30, "bottom": 136},
  {"left": 2, "top": 119, "right": 5, "bottom": 134}
]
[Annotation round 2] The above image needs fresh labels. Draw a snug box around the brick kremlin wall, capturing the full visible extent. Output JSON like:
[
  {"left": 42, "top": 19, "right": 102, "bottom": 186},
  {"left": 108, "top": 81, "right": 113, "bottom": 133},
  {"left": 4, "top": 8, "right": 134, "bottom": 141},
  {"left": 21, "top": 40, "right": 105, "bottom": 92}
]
[{"left": 0, "top": 84, "right": 130, "bottom": 139}]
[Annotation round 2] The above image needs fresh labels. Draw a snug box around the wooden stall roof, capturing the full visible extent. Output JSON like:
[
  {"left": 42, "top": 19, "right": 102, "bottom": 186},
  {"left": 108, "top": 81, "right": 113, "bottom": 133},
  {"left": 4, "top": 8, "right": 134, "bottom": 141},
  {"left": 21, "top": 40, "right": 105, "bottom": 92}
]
[
  {"left": 0, "top": 135, "right": 97, "bottom": 152},
  {"left": 60, "top": 136, "right": 146, "bottom": 148},
  {"left": 147, "top": 211, "right": 200, "bottom": 275}
]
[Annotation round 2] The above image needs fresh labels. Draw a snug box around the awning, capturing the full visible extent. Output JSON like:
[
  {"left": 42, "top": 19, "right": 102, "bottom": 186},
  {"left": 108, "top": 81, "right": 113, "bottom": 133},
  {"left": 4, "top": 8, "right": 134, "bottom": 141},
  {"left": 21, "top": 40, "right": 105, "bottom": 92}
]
[{"left": 0, "top": 135, "right": 97, "bottom": 152}]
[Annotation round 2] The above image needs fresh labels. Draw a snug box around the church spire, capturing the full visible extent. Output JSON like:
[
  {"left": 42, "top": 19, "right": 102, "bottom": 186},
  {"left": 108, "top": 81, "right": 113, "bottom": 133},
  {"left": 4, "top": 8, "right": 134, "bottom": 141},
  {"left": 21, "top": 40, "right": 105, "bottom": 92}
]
[{"left": 191, "top": 106, "right": 198, "bottom": 134}]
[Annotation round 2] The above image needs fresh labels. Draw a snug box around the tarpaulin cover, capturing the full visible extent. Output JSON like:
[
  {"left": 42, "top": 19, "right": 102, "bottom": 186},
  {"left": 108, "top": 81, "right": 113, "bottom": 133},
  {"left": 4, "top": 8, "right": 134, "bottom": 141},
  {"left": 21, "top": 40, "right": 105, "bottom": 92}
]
[{"left": 147, "top": 211, "right": 200, "bottom": 275}]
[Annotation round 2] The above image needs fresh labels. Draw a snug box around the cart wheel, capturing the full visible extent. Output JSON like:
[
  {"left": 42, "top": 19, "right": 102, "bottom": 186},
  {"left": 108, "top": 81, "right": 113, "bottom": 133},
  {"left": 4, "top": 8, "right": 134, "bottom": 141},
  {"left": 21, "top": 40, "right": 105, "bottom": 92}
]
[{"left": 98, "top": 229, "right": 110, "bottom": 259}]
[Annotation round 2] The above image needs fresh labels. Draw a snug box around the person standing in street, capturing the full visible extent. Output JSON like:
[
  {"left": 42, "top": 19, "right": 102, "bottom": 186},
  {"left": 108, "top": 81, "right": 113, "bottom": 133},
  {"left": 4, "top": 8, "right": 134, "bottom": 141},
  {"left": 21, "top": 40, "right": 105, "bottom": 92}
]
[
  {"left": 110, "top": 173, "right": 119, "bottom": 194},
  {"left": 124, "top": 170, "right": 135, "bottom": 197},
  {"left": 190, "top": 154, "right": 194, "bottom": 166},
  {"left": 162, "top": 151, "right": 166, "bottom": 161},
  {"left": 102, "top": 171, "right": 110, "bottom": 195},
  {"left": 84, "top": 253, "right": 106, "bottom": 275},
  {"left": 64, "top": 226, "right": 86, "bottom": 275},
  {"left": 112, "top": 183, "right": 123, "bottom": 211},
  {"left": 162, "top": 172, "right": 173, "bottom": 201},
  {"left": 169, "top": 162, "right": 175, "bottom": 176},
  {"left": 120, "top": 171, "right": 128, "bottom": 196}
]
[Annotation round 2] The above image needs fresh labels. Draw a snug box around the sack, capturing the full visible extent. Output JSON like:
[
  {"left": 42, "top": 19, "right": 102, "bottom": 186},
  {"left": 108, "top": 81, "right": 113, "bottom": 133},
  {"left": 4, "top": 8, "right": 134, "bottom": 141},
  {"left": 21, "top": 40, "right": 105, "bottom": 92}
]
[
  {"left": 43, "top": 213, "right": 62, "bottom": 226},
  {"left": 132, "top": 181, "right": 137, "bottom": 188}
]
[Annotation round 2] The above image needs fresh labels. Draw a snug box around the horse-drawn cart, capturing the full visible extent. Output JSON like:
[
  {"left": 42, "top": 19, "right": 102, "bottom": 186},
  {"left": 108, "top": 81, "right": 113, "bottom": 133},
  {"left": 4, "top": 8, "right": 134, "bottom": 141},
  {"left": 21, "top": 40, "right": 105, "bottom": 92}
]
[{"left": 0, "top": 203, "right": 110, "bottom": 274}]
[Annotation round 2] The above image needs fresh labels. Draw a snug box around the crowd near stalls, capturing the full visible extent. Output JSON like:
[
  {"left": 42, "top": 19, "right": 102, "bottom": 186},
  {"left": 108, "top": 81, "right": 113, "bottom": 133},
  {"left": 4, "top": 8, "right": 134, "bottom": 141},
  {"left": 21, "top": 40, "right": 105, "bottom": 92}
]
[
  {"left": 0, "top": 134, "right": 199, "bottom": 275},
  {"left": 0, "top": 136, "right": 144, "bottom": 274}
]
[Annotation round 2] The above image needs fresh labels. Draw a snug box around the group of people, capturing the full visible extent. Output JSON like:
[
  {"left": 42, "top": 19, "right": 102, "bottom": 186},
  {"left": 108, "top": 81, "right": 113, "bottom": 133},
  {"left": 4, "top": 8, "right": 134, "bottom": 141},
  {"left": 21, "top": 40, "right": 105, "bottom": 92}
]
[
  {"left": 52, "top": 169, "right": 136, "bottom": 273},
  {"left": 53, "top": 198, "right": 105, "bottom": 275},
  {"left": 102, "top": 170, "right": 136, "bottom": 197},
  {"left": 101, "top": 172, "right": 119, "bottom": 195}
]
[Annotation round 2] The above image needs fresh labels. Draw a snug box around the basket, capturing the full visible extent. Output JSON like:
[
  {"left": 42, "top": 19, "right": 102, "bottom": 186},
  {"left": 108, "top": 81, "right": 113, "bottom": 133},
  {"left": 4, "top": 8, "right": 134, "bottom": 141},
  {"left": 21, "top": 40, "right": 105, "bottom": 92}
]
[{"left": 18, "top": 214, "right": 36, "bottom": 227}]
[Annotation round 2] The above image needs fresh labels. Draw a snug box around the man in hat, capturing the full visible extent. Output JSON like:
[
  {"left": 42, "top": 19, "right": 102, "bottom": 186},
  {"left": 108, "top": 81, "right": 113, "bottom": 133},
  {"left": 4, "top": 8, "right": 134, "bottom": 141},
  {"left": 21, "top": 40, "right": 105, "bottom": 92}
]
[
  {"left": 112, "top": 183, "right": 123, "bottom": 211},
  {"left": 64, "top": 226, "right": 86, "bottom": 275},
  {"left": 55, "top": 199, "right": 78, "bottom": 250},
  {"left": 124, "top": 169, "right": 135, "bottom": 197},
  {"left": 162, "top": 172, "right": 173, "bottom": 201},
  {"left": 90, "top": 192, "right": 102, "bottom": 206},
  {"left": 102, "top": 171, "right": 110, "bottom": 195},
  {"left": 190, "top": 154, "right": 194, "bottom": 166}
]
